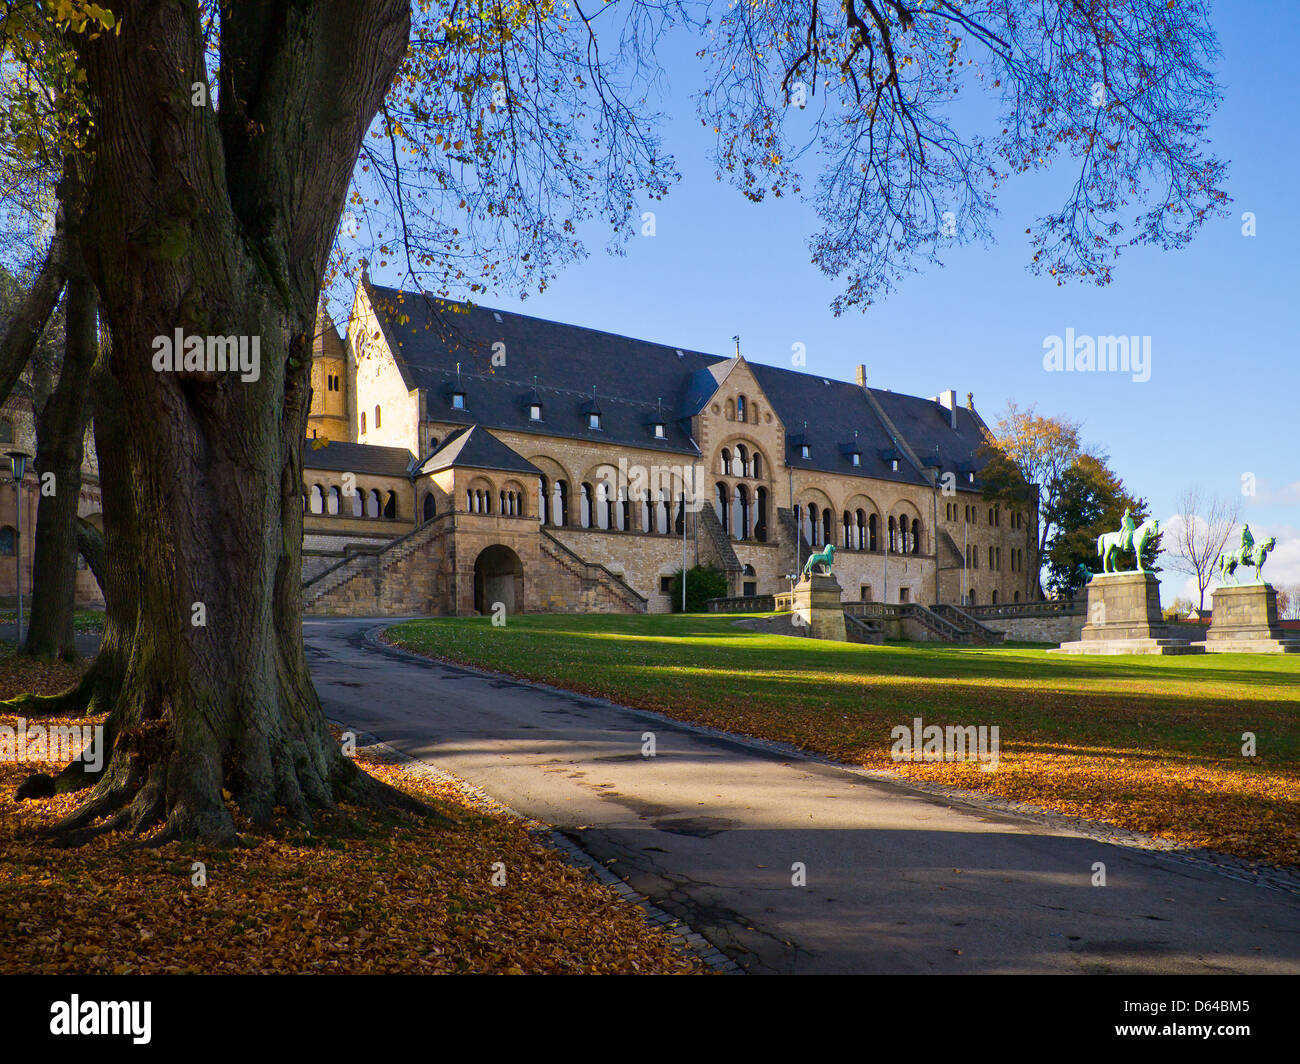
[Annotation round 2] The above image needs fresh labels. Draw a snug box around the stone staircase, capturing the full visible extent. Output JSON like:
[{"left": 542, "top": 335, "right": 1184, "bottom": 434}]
[
  {"left": 538, "top": 530, "right": 648, "bottom": 613},
  {"left": 776, "top": 507, "right": 812, "bottom": 569},
  {"left": 695, "top": 505, "right": 743, "bottom": 583},
  {"left": 302, "top": 516, "right": 449, "bottom": 614},
  {"left": 931, "top": 603, "right": 1007, "bottom": 645}
]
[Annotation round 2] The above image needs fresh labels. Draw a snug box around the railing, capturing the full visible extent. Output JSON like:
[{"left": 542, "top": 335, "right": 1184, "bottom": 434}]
[
  {"left": 963, "top": 599, "right": 1084, "bottom": 619},
  {"left": 707, "top": 595, "right": 776, "bottom": 613}
]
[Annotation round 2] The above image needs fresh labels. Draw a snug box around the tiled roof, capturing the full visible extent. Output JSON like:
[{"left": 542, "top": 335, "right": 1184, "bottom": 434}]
[
  {"left": 366, "top": 282, "right": 715, "bottom": 455},
  {"left": 416, "top": 425, "right": 542, "bottom": 477},
  {"left": 363, "top": 283, "right": 995, "bottom": 487},
  {"left": 304, "top": 438, "right": 414, "bottom": 478}
]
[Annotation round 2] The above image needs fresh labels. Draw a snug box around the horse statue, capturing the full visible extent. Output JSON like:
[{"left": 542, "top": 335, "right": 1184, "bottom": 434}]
[
  {"left": 1096, "top": 508, "right": 1160, "bottom": 573},
  {"left": 1218, "top": 534, "right": 1275, "bottom": 584},
  {"left": 802, "top": 542, "right": 836, "bottom": 577}
]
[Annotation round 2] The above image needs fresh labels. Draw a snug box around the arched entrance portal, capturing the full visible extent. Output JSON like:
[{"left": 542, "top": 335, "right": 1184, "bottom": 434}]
[{"left": 474, "top": 545, "right": 524, "bottom": 617}]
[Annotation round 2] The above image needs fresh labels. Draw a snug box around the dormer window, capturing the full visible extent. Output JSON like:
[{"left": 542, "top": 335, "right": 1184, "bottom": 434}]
[
  {"left": 800, "top": 444, "right": 810, "bottom": 460},
  {"left": 588, "top": 413, "right": 602, "bottom": 430},
  {"left": 652, "top": 422, "right": 665, "bottom": 439},
  {"left": 529, "top": 403, "right": 542, "bottom": 421},
  {"left": 967, "top": 471, "right": 975, "bottom": 483},
  {"left": 891, "top": 459, "right": 899, "bottom": 472},
  {"left": 451, "top": 392, "right": 466, "bottom": 410},
  {"left": 851, "top": 453, "right": 861, "bottom": 467}
]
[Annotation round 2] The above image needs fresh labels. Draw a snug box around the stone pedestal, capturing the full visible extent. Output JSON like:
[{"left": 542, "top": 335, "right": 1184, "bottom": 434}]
[
  {"left": 791, "top": 574, "right": 847, "bottom": 642},
  {"left": 1201, "top": 584, "right": 1300, "bottom": 653},
  {"left": 1051, "top": 572, "right": 1203, "bottom": 655}
]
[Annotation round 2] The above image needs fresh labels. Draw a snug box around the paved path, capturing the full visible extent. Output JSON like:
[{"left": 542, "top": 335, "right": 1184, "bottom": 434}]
[{"left": 306, "top": 617, "right": 1300, "bottom": 974}]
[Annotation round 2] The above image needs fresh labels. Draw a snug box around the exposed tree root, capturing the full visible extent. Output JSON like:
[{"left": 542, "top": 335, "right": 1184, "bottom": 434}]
[{"left": 3, "top": 669, "right": 95, "bottom": 718}]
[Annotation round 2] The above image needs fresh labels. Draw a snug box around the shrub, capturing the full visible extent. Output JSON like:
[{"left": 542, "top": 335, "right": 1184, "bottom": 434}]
[{"left": 667, "top": 564, "right": 729, "bottom": 613}]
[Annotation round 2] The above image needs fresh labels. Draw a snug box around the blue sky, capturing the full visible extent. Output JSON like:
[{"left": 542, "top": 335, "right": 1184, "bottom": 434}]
[{"left": 360, "top": 3, "right": 1299, "bottom": 601}]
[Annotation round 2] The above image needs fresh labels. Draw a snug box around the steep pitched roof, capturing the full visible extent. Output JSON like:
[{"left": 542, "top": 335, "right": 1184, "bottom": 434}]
[
  {"left": 746, "top": 364, "right": 933, "bottom": 488},
  {"left": 364, "top": 282, "right": 716, "bottom": 455},
  {"left": 361, "top": 282, "right": 996, "bottom": 488},
  {"left": 416, "top": 425, "right": 542, "bottom": 477},
  {"left": 304, "top": 438, "right": 415, "bottom": 478}
]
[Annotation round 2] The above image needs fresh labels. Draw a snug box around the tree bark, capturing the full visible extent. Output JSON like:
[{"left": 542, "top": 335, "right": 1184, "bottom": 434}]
[
  {"left": 25, "top": 173, "right": 97, "bottom": 660},
  {"left": 58, "top": 0, "right": 417, "bottom": 842}
]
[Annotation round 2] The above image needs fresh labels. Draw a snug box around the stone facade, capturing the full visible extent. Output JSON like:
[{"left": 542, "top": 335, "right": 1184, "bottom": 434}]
[
  {"left": 302, "top": 280, "right": 1038, "bottom": 617},
  {"left": 1202, "top": 584, "right": 1300, "bottom": 653}
]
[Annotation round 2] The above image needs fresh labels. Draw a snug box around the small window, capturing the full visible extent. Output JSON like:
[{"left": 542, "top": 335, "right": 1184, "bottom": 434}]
[
  {"left": 653, "top": 423, "right": 665, "bottom": 439},
  {"left": 360, "top": 412, "right": 366, "bottom": 434},
  {"left": 899, "top": 587, "right": 910, "bottom": 603},
  {"left": 588, "top": 413, "right": 601, "bottom": 430},
  {"left": 0, "top": 526, "right": 14, "bottom": 556},
  {"left": 890, "top": 459, "right": 899, "bottom": 472},
  {"left": 374, "top": 405, "right": 381, "bottom": 429},
  {"left": 660, "top": 576, "right": 673, "bottom": 594},
  {"left": 851, "top": 453, "right": 860, "bottom": 467},
  {"left": 452, "top": 393, "right": 465, "bottom": 410},
  {"left": 800, "top": 445, "right": 810, "bottom": 459},
  {"left": 529, "top": 403, "right": 542, "bottom": 421}
]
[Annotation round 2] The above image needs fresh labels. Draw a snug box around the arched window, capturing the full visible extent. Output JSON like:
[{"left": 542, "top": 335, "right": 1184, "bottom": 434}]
[
  {"left": 992, "top": 590, "right": 998, "bottom": 604},
  {"left": 737, "top": 395, "right": 747, "bottom": 422},
  {"left": 581, "top": 482, "right": 594, "bottom": 528},
  {"left": 309, "top": 484, "right": 324, "bottom": 514},
  {"left": 968, "top": 588, "right": 977, "bottom": 606},
  {"left": 423, "top": 493, "right": 436, "bottom": 523},
  {"left": 888, "top": 516, "right": 897, "bottom": 552},
  {"left": 715, "top": 482, "right": 730, "bottom": 534},
  {"left": 366, "top": 489, "right": 381, "bottom": 517},
  {"left": 842, "top": 511, "right": 852, "bottom": 549},
  {"left": 755, "top": 487, "right": 768, "bottom": 542},
  {"left": 657, "top": 489, "right": 670, "bottom": 534},
  {"left": 911, "top": 517, "right": 921, "bottom": 554},
  {"left": 725, "top": 398, "right": 735, "bottom": 421},
  {"left": 822, "top": 508, "right": 832, "bottom": 546},
  {"left": 0, "top": 526, "right": 14, "bottom": 555},
  {"left": 719, "top": 448, "right": 731, "bottom": 476},
  {"left": 805, "top": 503, "right": 818, "bottom": 545},
  {"left": 1014, "top": 590, "right": 1021, "bottom": 602},
  {"left": 384, "top": 491, "right": 397, "bottom": 519},
  {"left": 869, "top": 513, "right": 878, "bottom": 551},
  {"left": 327, "top": 486, "right": 341, "bottom": 515},
  {"left": 375, "top": 405, "right": 382, "bottom": 429},
  {"left": 733, "top": 445, "right": 747, "bottom": 478},
  {"left": 752, "top": 453, "right": 762, "bottom": 479},
  {"left": 360, "top": 411, "right": 366, "bottom": 434},
  {"left": 351, "top": 487, "right": 363, "bottom": 517},
  {"left": 855, "top": 509, "right": 866, "bottom": 551}
]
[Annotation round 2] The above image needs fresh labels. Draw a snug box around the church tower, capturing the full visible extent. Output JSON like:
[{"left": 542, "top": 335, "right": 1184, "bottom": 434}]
[{"left": 308, "top": 308, "right": 350, "bottom": 443}]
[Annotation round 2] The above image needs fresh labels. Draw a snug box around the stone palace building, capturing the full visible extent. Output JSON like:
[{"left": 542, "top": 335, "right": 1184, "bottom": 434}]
[{"left": 301, "top": 274, "right": 1037, "bottom": 616}]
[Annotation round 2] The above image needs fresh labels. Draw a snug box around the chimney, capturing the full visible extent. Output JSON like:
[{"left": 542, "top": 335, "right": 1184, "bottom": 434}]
[
  {"left": 938, "top": 388, "right": 958, "bottom": 430},
  {"left": 855, "top": 364, "right": 866, "bottom": 388}
]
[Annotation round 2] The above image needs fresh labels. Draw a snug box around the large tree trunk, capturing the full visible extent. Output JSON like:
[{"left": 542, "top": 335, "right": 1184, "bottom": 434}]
[
  {"left": 56, "top": 0, "right": 415, "bottom": 843},
  {"left": 25, "top": 179, "right": 97, "bottom": 661}
]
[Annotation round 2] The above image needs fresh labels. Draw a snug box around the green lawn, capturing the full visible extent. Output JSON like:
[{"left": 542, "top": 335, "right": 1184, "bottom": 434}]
[{"left": 386, "top": 612, "right": 1300, "bottom": 866}]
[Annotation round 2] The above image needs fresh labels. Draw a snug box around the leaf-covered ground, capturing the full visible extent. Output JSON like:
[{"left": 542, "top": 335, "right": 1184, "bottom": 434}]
[
  {"left": 386, "top": 613, "right": 1300, "bottom": 868},
  {"left": 0, "top": 651, "right": 705, "bottom": 974}
]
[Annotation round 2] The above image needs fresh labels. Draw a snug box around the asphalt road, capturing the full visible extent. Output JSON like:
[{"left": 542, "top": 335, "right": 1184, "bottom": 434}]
[{"left": 306, "top": 617, "right": 1300, "bottom": 975}]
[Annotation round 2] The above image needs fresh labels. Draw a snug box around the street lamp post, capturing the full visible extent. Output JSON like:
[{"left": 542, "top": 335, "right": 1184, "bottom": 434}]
[{"left": 7, "top": 450, "right": 29, "bottom": 645}]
